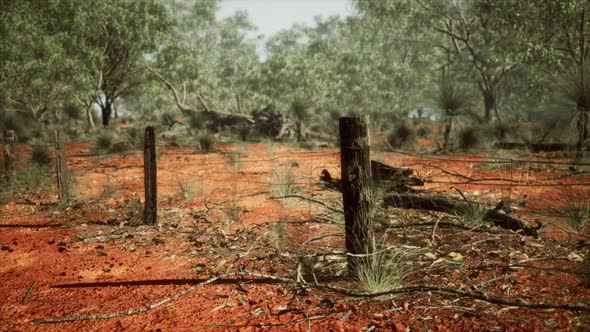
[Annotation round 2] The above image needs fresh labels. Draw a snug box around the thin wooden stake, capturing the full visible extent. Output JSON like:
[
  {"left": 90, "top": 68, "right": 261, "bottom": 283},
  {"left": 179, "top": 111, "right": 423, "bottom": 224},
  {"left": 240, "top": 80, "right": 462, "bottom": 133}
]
[
  {"left": 143, "top": 126, "right": 157, "bottom": 225},
  {"left": 54, "top": 128, "right": 69, "bottom": 202},
  {"left": 3, "top": 129, "right": 16, "bottom": 180}
]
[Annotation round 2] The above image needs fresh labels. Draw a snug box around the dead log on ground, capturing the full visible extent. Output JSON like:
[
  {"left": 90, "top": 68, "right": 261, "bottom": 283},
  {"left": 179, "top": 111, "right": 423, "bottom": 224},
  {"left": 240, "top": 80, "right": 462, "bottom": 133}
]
[
  {"left": 494, "top": 142, "right": 582, "bottom": 153},
  {"left": 384, "top": 194, "right": 541, "bottom": 236},
  {"left": 320, "top": 161, "right": 424, "bottom": 193}
]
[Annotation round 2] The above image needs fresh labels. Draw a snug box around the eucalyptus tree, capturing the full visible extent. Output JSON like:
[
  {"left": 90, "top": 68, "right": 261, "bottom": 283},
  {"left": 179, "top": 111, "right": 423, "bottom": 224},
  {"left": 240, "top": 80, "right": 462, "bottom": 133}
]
[
  {"left": 496, "top": 0, "right": 590, "bottom": 157},
  {"left": 72, "top": 0, "right": 170, "bottom": 127},
  {"left": 354, "top": 0, "right": 533, "bottom": 123},
  {"left": 148, "top": 0, "right": 261, "bottom": 128},
  {"left": 260, "top": 13, "right": 437, "bottom": 136},
  {"left": 0, "top": 0, "right": 78, "bottom": 125}
]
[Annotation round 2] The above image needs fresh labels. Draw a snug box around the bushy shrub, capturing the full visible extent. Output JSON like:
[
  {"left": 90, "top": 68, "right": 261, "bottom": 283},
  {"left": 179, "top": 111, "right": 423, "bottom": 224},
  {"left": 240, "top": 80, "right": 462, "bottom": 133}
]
[
  {"left": 31, "top": 145, "right": 52, "bottom": 166},
  {"left": 124, "top": 127, "right": 143, "bottom": 148},
  {"left": 110, "top": 142, "right": 130, "bottom": 153},
  {"left": 491, "top": 122, "right": 515, "bottom": 142},
  {"left": 235, "top": 123, "right": 251, "bottom": 141},
  {"left": 94, "top": 130, "right": 114, "bottom": 150},
  {"left": 458, "top": 127, "right": 480, "bottom": 150},
  {"left": 196, "top": 131, "right": 217, "bottom": 153},
  {"left": 387, "top": 123, "right": 414, "bottom": 148},
  {"left": 15, "top": 164, "right": 53, "bottom": 191},
  {"left": 161, "top": 112, "right": 177, "bottom": 130},
  {"left": 417, "top": 126, "right": 430, "bottom": 138},
  {"left": 63, "top": 103, "right": 82, "bottom": 120}
]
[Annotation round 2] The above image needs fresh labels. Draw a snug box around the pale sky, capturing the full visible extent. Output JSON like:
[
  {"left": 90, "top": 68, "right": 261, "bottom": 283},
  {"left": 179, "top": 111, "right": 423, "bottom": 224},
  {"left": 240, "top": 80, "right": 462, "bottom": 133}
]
[{"left": 219, "top": 0, "right": 355, "bottom": 44}]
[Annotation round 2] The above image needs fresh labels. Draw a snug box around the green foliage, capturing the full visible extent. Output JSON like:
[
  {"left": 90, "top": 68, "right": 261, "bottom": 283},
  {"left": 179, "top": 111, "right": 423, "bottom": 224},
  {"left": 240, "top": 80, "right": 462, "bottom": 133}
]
[
  {"left": 3, "top": 164, "right": 53, "bottom": 194},
  {"left": 62, "top": 102, "right": 82, "bottom": 120},
  {"left": 161, "top": 112, "right": 178, "bottom": 130},
  {"left": 0, "top": 0, "right": 170, "bottom": 129}
]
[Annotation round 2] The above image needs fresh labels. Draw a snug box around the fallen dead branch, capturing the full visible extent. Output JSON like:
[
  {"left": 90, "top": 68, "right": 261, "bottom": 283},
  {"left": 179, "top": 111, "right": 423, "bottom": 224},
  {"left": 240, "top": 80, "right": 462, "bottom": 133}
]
[
  {"left": 384, "top": 193, "right": 541, "bottom": 236},
  {"left": 34, "top": 270, "right": 590, "bottom": 324},
  {"left": 33, "top": 274, "right": 226, "bottom": 324}
]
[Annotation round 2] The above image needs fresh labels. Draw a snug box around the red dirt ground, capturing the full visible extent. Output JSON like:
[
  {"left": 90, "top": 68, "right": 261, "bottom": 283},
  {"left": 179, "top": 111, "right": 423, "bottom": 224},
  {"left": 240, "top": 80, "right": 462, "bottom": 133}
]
[{"left": 1, "top": 141, "right": 589, "bottom": 331}]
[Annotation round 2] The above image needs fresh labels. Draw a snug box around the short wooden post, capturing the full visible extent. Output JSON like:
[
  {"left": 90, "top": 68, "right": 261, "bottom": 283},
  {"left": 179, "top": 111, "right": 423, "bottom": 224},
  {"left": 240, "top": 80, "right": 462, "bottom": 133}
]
[
  {"left": 339, "top": 116, "right": 375, "bottom": 275},
  {"left": 54, "top": 128, "right": 69, "bottom": 202},
  {"left": 144, "top": 126, "right": 157, "bottom": 225},
  {"left": 3, "top": 130, "right": 16, "bottom": 180}
]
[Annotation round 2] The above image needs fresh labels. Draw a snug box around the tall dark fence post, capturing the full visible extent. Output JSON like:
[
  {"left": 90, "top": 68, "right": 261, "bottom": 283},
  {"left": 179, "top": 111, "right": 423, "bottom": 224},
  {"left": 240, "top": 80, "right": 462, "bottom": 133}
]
[
  {"left": 54, "top": 128, "right": 69, "bottom": 202},
  {"left": 3, "top": 130, "right": 16, "bottom": 180},
  {"left": 339, "top": 116, "right": 375, "bottom": 275},
  {"left": 144, "top": 126, "right": 157, "bottom": 225}
]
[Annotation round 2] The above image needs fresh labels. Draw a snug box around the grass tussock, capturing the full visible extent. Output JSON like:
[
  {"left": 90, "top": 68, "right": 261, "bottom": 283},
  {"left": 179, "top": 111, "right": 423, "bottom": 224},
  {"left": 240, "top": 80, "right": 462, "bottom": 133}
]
[
  {"left": 270, "top": 167, "right": 299, "bottom": 197},
  {"left": 547, "top": 186, "right": 590, "bottom": 235},
  {"left": 353, "top": 249, "right": 411, "bottom": 295},
  {"left": 457, "top": 201, "right": 489, "bottom": 228}
]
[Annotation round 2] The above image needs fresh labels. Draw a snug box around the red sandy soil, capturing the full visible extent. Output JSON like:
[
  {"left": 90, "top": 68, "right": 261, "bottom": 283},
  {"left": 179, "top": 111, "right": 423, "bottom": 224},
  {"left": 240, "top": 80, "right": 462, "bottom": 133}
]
[{"left": 1, "top": 141, "right": 589, "bottom": 331}]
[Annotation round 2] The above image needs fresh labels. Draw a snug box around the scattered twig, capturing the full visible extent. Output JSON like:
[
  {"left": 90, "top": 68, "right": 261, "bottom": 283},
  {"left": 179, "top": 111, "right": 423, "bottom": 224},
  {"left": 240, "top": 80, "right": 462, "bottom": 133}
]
[
  {"left": 34, "top": 274, "right": 226, "bottom": 324},
  {"left": 22, "top": 280, "right": 36, "bottom": 305},
  {"left": 316, "top": 284, "right": 590, "bottom": 312},
  {"left": 270, "top": 195, "right": 342, "bottom": 214}
]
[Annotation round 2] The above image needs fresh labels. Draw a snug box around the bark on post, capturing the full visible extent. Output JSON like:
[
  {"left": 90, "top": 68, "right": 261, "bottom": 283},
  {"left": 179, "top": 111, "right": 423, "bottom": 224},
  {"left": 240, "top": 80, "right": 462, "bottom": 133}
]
[
  {"left": 143, "top": 126, "right": 157, "bottom": 225},
  {"left": 3, "top": 130, "right": 16, "bottom": 180},
  {"left": 54, "top": 128, "right": 69, "bottom": 202},
  {"left": 339, "top": 116, "right": 375, "bottom": 275}
]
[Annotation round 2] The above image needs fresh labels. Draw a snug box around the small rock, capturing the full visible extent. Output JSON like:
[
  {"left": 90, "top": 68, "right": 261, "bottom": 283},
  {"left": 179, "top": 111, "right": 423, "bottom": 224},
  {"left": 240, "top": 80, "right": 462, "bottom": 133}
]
[{"left": 1, "top": 246, "right": 13, "bottom": 252}]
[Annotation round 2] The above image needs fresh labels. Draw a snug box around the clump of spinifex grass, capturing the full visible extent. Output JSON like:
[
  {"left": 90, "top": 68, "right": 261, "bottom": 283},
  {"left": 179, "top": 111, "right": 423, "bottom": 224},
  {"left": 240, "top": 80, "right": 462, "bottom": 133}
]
[
  {"left": 547, "top": 186, "right": 590, "bottom": 235},
  {"left": 353, "top": 249, "right": 411, "bottom": 295},
  {"left": 270, "top": 167, "right": 299, "bottom": 197},
  {"left": 196, "top": 130, "right": 217, "bottom": 153},
  {"left": 457, "top": 201, "right": 489, "bottom": 228}
]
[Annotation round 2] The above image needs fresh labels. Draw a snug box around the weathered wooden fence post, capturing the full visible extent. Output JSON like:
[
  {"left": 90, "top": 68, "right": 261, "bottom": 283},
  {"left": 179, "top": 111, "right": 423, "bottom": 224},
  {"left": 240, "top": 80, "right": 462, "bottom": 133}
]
[
  {"left": 3, "top": 130, "right": 16, "bottom": 180},
  {"left": 339, "top": 116, "right": 375, "bottom": 275},
  {"left": 144, "top": 126, "right": 157, "bottom": 225},
  {"left": 54, "top": 128, "right": 69, "bottom": 202}
]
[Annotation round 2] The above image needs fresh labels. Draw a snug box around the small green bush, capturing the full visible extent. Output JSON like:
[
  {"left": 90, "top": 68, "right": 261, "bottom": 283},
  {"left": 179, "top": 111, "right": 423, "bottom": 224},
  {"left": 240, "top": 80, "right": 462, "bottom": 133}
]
[
  {"left": 95, "top": 131, "right": 114, "bottom": 150},
  {"left": 491, "top": 122, "right": 515, "bottom": 142},
  {"left": 63, "top": 103, "right": 82, "bottom": 120},
  {"left": 547, "top": 186, "right": 590, "bottom": 235},
  {"left": 458, "top": 127, "right": 480, "bottom": 151},
  {"left": 161, "top": 112, "right": 177, "bottom": 130},
  {"left": 417, "top": 126, "right": 430, "bottom": 138},
  {"left": 123, "top": 127, "right": 143, "bottom": 148},
  {"left": 15, "top": 164, "right": 53, "bottom": 191},
  {"left": 196, "top": 131, "right": 217, "bottom": 153},
  {"left": 110, "top": 141, "right": 130, "bottom": 153},
  {"left": 235, "top": 123, "right": 251, "bottom": 142},
  {"left": 387, "top": 123, "right": 414, "bottom": 148},
  {"left": 31, "top": 146, "right": 52, "bottom": 166},
  {"left": 270, "top": 167, "right": 299, "bottom": 197}
]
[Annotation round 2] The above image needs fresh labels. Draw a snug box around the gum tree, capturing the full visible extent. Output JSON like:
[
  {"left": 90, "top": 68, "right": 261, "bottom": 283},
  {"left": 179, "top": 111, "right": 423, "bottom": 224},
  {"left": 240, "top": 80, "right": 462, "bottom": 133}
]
[
  {"left": 73, "top": 0, "right": 170, "bottom": 127},
  {"left": 354, "top": 0, "right": 529, "bottom": 123}
]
